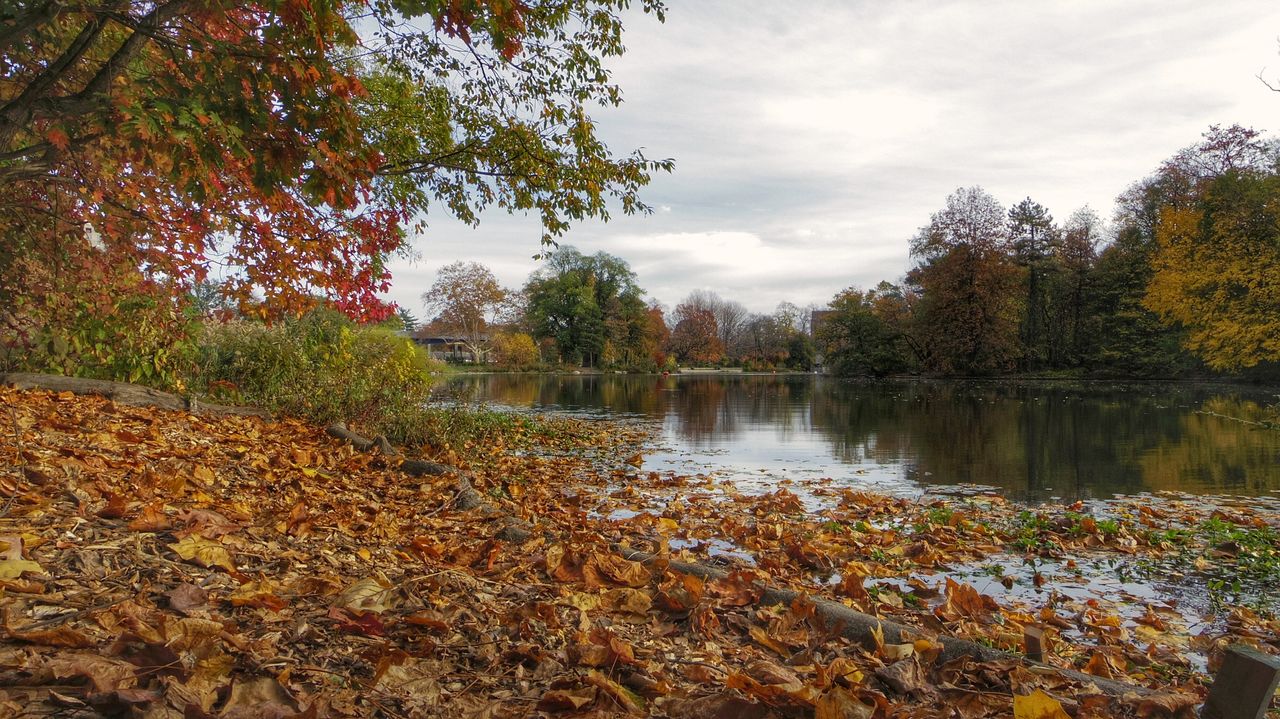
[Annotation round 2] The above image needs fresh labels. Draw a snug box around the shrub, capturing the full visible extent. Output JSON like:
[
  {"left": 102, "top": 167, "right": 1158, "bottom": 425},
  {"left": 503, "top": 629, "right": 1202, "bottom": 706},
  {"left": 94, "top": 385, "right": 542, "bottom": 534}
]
[
  {"left": 192, "top": 309, "right": 443, "bottom": 433},
  {"left": 0, "top": 254, "right": 196, "bottom": 390}
]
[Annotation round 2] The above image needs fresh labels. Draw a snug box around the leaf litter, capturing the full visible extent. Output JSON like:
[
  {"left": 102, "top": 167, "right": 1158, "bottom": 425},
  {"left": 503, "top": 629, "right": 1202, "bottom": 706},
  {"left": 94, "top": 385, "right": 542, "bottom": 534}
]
[{"left": 0, "top": 385, "right": 1275, "bottom": 717}]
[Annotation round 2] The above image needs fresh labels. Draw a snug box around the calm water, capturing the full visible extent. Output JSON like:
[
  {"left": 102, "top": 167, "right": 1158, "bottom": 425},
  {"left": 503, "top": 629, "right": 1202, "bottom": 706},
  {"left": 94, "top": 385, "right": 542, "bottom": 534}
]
[{"left": 445, "top": 374, "right": 1280, "bottom": 502}]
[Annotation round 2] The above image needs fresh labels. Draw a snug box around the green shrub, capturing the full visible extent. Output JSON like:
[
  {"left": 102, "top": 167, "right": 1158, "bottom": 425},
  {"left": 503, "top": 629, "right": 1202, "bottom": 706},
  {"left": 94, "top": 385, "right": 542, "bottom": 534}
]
[
  {"left": 192, "top": 309, "right": 443, "bottom": 433},
  {"left": 1, "top": 277, "right": 196, "bottom": 391}
]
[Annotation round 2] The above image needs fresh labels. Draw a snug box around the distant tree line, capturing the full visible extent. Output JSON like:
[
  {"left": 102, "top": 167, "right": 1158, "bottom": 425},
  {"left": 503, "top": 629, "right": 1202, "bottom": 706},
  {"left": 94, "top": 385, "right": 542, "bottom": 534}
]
[
  {"left": 416, "top": 248, "right": 817, "bottom": 371},
  {"left": 415, "top": 125, "right": 1280, "bottom": 378},
  {"left": 818, "top": 124, "right": 1280, "bottom": 379}
]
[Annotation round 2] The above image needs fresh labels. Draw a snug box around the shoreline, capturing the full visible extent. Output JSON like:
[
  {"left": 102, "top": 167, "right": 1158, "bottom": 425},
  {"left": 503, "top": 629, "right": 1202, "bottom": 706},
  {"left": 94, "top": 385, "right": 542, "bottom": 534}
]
[{"left": 441, "top": 366, "right": 1280, "bottom": 389}]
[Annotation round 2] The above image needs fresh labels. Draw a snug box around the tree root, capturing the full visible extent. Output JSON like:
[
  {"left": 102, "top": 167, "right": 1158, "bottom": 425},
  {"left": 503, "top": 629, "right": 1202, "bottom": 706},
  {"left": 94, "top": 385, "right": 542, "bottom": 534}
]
[{"left": 0, "top": 372, "right": 268, "bottom": 418}]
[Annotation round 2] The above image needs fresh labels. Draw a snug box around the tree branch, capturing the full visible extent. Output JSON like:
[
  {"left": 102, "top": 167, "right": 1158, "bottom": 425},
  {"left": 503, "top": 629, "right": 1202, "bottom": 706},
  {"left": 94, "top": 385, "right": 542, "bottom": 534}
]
[{"left": 0, "top": 0, "right": 62, "bottom": 54}]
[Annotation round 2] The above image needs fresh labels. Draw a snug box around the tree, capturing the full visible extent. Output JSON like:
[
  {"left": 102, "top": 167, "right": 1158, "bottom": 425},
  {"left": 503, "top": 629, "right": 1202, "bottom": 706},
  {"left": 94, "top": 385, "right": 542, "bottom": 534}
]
[
  {"left": 421, "top": 261, "right": 509, "bottom": 363},
  {"left": 1008, "top": 197, "right": 1056, "bottom": 369},
  {"left": 1145, "top": 170, "right": 1280, "bottom": 370},
  {"left": 1088, "top": 226, "right": 1190, "bottom": 376},
  {"left": 1091, "top": 125, "right": 1277, "bottom": 375},
  {"left": 909, "top": 187, "right": 1023, "bottom": 374},
  {"left": 774, "top": 302, "right": 804, "bottom": 334},
  {"left": 742, "top": 313, "right": 790, "bottom": 367},
  {"left": 1047, "top": 207, "right": 1103, "bottom": 367},
  {"left": 666, "top": 305, "right": 723, "bottom": 365},
  {"left": 491, "top": 332, "right": 540, "bottom": 369},
  {"left": 817, "top": 287, "right": 910, "bottom": 377},
  {"left": 523, "top": 246, "right": 651, "bottom": 367},
  {"left": 641, "top": 304, "right": 671, "bottom": 369},
  {"left": 0, "top": 0, "right": 672, "bottom": 352},
  {"left": 396, "top": 308, "right": 420, "bottom": 334},
  {"left": 672, "top": 290, "right": 748, "bottom": 359}
]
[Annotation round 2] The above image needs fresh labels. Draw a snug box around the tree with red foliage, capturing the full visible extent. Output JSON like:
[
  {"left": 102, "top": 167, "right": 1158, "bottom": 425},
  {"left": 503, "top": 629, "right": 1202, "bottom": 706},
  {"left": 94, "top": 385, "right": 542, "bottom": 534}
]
[
  {"left": 666, "top": 303, "right": 723, "bottom": 366},
  {"left": 1, "top": 0, "right": 672, "bottom": 363}
]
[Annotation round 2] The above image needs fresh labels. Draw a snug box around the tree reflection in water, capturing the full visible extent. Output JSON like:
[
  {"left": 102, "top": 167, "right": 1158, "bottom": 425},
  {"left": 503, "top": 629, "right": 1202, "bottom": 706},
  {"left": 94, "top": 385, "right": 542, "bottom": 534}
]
[{"left": 448, "top": 374, "right": 1280, "bottom": 501}]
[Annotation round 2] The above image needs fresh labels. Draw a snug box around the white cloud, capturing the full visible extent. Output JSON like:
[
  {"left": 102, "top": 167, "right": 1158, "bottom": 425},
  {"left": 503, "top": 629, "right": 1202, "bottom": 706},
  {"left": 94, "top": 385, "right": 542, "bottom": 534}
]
[{"left": 381, "top": 0, "right": 1280, "bottom": 315}]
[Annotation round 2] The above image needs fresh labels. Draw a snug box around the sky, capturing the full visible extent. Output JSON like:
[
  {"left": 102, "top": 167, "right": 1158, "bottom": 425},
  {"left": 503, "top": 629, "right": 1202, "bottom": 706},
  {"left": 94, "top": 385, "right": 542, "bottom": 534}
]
[{"left": 381, "top": 0, "right": 1280, "bottom": 317}]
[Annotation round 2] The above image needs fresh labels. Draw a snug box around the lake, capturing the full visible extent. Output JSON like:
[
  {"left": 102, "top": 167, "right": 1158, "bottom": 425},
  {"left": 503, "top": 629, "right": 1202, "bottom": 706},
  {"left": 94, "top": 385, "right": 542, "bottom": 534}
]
[{"left": 444, "top": 373, "right": 1280, "bottom": 502}]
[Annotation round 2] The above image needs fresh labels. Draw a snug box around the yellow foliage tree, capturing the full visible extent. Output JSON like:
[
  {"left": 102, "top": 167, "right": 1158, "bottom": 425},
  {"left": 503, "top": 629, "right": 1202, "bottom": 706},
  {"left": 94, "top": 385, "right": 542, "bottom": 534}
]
[
  {"left": 491, "top": 332, "right": 540, "bottom": 370},
  {"left": 1144, "top": 173, "right": 1280, "bottom": 370}
]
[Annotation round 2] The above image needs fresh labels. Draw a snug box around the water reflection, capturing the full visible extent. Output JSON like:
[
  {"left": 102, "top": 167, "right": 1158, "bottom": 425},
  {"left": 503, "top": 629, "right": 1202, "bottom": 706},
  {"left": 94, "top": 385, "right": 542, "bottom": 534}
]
[{"left": 446, "top": 374, "right": 1280, "bottom": 501}]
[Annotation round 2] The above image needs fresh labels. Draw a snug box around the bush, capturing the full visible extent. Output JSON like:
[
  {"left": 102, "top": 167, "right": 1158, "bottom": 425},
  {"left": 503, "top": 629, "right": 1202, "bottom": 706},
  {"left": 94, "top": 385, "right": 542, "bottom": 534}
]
[
  {"left": 0, "top": 257, "right": 196, "bottom": 390},
  {"left": 192, "top": 309, "right": 443, "bottom": 434}
]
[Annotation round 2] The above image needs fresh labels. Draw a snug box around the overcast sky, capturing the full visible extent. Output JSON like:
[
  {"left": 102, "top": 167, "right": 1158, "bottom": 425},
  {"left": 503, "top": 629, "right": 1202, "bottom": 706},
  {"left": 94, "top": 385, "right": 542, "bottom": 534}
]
[{"left": 382, "top": 0, "right": 1280, "bottom": 317}]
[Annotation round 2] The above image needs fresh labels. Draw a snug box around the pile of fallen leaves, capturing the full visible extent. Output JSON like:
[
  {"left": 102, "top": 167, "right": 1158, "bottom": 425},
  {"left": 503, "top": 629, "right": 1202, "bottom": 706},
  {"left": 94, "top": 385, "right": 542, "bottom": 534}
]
[{"left": 0, "top": 384, "right": 1265, "bottom": 717}]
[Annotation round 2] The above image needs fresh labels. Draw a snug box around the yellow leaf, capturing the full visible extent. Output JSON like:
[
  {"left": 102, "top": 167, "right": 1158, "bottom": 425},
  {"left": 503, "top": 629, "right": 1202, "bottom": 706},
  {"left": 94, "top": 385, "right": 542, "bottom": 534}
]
[
  {"left": 334, "top": 576, "right": 398, "bottom": 613},
  {"left": 562, "top": 592, "right": 600, "bottom": 611},
  {"left": 1013, "top": 689, "right": 1071, "bottom": 719},
  {"left": 748, "top": 625, "right": 790, "bottom": 657},
  {"left": 0, "top": 535, "right": 42, "bottom": 580},
  {"left": 168, "top": 536, "right": 235, "bottom": 573},
  {"left": 599, "top": 587, "right": 652, "bottom": 617}
]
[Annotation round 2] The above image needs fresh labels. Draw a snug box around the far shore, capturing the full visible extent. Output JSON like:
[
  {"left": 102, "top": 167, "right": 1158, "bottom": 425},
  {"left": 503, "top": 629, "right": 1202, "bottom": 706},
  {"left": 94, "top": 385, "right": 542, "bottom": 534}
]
[{"left": 438, "top": 366, "right": 1280, "bottom": 387}]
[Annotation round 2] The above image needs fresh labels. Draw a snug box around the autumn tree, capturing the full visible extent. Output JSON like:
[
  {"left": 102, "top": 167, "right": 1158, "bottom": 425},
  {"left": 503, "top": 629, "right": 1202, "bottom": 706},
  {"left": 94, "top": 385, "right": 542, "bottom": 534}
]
[
  {"left": 666, "top": 305, "right": 724, "bottom": 366},
  {"left": 0, "top": 0, "right": 671, "bottom": 378},
  {"left": 491, "top": 332, "right": 540, "bottom": 369},
  {"left": 818, "top": 285, "right": 913, "bottom": 377},
  {"left": 421, "top": 261, "right": 510, "bottom": 363},
  {"left": 1145, "top": 169, "right": 1280, "bottom": 370},
  {"left": 909, "top": 187, "right": 1024, "bottom": 374},
  {"left": 641, "top": 303, "right": 672, "bottom": 369},
  {"left": 672, "top": 290, "right": 748, "bottom": 360},
  {"left": 1091, "top": 125, "right": 1275, "bottom": 375}
]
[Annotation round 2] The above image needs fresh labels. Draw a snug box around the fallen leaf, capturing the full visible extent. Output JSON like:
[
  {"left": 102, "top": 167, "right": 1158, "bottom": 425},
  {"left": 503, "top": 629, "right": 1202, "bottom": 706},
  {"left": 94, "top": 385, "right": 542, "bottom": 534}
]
[
  {"left": 334, "top": 576, "right": 398, "bottom": 613},
  {"left": 538, "top": 686, "right": 597, "bottom": 711},
  {"left": 1013, "top": 689, "right": 1071, "bottom": 719},
  {"left": 168, "top": 536, "right": 235, "bottom": 573},
  {"left": 663, "top": 694, "right": 770, "bottom": 719},
  {"left": 0, "top": 536, "right": 43, "bottom": 580},
  {"left": 220, "top": 676, "right": 302, "bottom": 719},
  {"left": 599, "top": 587, "right": 652, "bottom": 617},
  {"left": 44, "top": 654, "right": 138, "bottom": 693},
  {"left": 816, "top": 686, "right": 875, "bottom": 719},
  {"left": 584, "top": 552, "right": 649, "bottom": 588},
  {"left": 5, "top": 623, "right": 93, "bottom": 648},
  {"left": 165, "top": 583, "right": 208, "bottom": 614}
]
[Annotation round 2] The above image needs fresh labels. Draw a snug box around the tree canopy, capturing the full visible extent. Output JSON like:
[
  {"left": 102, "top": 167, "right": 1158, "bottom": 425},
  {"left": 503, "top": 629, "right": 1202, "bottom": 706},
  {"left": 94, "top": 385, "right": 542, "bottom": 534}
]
[
  {"left": 0, "top": 0, "right": 672, "bottom": 327},
  {"left": 421, "top": 260, "right": 510, "bottom": 362},
  {"left": 522, "top": 245, "right": 652, "bottom": 367},
  {"left": 1144, "top": 156, "right": 1280, "bottom": 369}
]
